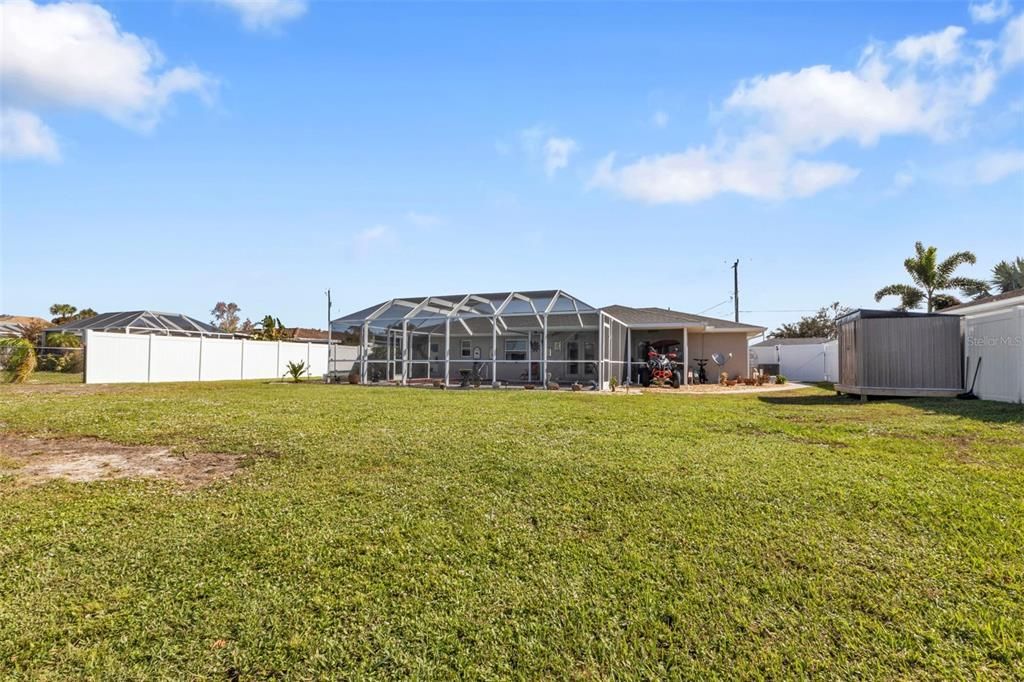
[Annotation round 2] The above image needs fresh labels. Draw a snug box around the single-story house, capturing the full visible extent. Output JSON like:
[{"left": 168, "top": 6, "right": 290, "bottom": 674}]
[
  {"left": 940, "top": 290, "right": 1024, "bottom": 403},
  {"left": 750, "top": 336, "right": 839, "bottom": 382},
  {"left": 44, "top": 310, "right": 233, "bottom": 344},
  {"left": 330, "top": 289, "right": 764, "bottom": 388}
]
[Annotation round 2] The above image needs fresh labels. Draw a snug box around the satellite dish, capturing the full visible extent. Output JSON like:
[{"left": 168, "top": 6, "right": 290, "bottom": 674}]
[{"left": 711, "top": 352, "right": 726, "bottom": 366}]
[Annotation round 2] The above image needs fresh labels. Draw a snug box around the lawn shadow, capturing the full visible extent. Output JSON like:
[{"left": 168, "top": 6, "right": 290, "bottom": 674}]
[{"left": 758, "top": 392, "right": 1023, "bottom": 425}]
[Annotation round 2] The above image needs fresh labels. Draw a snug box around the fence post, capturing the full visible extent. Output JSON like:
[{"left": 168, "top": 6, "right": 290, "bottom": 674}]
[
  {"left": 307, "top": 342, "right": 312, "bottom": 377},
  {"left": 277, "top": 340, "right": 282, "bottom": 378},
  {"left": 198, "top": 335, "right": 204, "bottom": 381},
  {"left": 83, "top": 329, "right": 91, "bottom": 384},
  {"left": 147, "top": 334, "right": 153, "bottom": 383},
  {"left": 240, "top": 338, "right": 246, "bottom": 380}
]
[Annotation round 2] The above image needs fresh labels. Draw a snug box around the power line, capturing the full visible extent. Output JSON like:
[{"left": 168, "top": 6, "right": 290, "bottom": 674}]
[
  {"left": 740, "top": 309, "right": 818, "bottom": 313},
  {"left": 699, "top": 299, "right": 732, "bottom": 315}
]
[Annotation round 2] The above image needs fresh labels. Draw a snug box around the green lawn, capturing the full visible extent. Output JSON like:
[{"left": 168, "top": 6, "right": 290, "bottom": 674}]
[
  {"left": 1, "top": 370, "right": 83, "bottom": 385},
  {"left": 0, "top": 383, "right": 1021, "bottom": 679}
]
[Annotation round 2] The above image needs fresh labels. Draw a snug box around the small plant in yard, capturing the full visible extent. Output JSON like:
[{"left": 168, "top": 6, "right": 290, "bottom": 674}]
[
  {"left": 283, "top": 360, "right": 308, "bottom": 382},
  {"left": 609, "top": 375, "right": 618, "bottom": 392},
  {"left": 0, "top": 338, "right": 36, "bottom": 383},
  {"left": 777, "top": 374, "right": 787, "bottom": 384}
]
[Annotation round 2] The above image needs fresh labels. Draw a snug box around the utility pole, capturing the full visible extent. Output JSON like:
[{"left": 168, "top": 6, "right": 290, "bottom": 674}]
[
  {"left": 325, "top": 289, "right": 332, "bottom": 377},
  {"left": 731, "top": 260, "right": 739, "bottom": 323}
]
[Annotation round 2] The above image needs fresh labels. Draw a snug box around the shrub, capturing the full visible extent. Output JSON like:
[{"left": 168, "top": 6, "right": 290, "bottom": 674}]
[
  {"left": 0, "top": 338, "right": 37, "bottom": 383},
  {"left": 777, "top": 374, "right": 787, "bottom": 384},
  {"left": 284, "top": 360, "right": 308, "bottom": 383}
]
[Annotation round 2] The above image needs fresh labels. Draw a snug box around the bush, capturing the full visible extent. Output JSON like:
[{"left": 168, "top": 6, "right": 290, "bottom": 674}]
[
  {"left": 284, "top": 360, "right": 308, "bottom": 383},
  {"left": 777, "top": 374, "right": 787, "bottom": 384},
  {"left": 37, "top": 350, "right": 83, "bottom": 373},
  {"left": 0, "top": 338, "right": 36, "bottom": 383}
]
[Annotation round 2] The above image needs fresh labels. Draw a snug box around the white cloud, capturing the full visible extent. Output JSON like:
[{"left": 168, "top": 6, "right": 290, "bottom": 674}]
[
  {"left": 651, "top": 110, "right": 670, "bottom": 128},
  {"left": 543, "top": 136, "right": 578, "bottom": 177},
  {"left": 0, "top": 0, "right": 214, "bottom": 132},
  {"left": 891, "top": 26, "right": 967, "bottom": 65},
  {"left": 352, "top": 225, "right": 395, "bottom": 257},
  {"left": 970, "top": 0, "right": 1013, "bottom": 24},
  {"left": 595, "top": 21, "right": 1010, "bottom": 204},
  {"left": 0, "top": 107, "right": 59, "bottom": 162},
  {"left": 515, "top": 126, "right": 578, "bottom": 176},
  {"left": 406, "top": 211, "right": 443, "bottom": 228},
  {"left": 591, "top": 140, "right": 858, "bottom": 204},
  {"left": 210, "top": 0, "right": 307, "bottom": 32},
  {"left": 1002, "top": 13, "right": 1024, "bottom": 68},
  {"left": 973, "top": 149, "right": 1024, "bottom": 183}
]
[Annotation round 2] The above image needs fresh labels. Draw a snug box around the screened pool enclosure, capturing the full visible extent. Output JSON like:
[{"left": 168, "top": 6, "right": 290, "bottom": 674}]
[{"left": 331, "top": 290, "right": 629, "bottom": 387}]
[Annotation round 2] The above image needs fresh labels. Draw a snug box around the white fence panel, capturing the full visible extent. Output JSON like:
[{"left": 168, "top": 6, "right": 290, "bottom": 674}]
[
  {"left": 85, "top": 332, "right": 150, "bottom": 383},
  {"left": 823, "top": 341, "right": 839, "bottom": 383},
  {"left": 750, "top": 340, "right": 839, "bottom": 382},
  {"left": 201, "top": 338, "right": 243, "bottom": 381},
  {"left": 149, "top": 335, "right": 201, "bottom": 382},
  {"left": 84, "top": 331, "right": 332, "bottom": 384},
  {"left": 241, "top": 341, "right": 278, "bottom": 380},
  {"left": 278, "top": 342, "right": 310, "bottom": 376},
  {"left": 965, "top": 306, "right": 1024, "bottom": 403},
  {"left": 329, "top": 345, "right": 358, "bottom": 374}
]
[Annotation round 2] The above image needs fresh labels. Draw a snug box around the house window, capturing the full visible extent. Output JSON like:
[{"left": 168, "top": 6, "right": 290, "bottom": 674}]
[
  {"left": 505, "top": 338, "right": 527, "bottom": 361},
  {"left": 461, "top": 339, "right": 472, "bottom": 358}
]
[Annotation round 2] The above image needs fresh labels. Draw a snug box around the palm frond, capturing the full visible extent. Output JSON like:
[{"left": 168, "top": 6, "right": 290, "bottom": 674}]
[
  {"left": 936, "top": 250, "right": 977, "bottom": 282},
  {"left": 947, "top": 276, "right": 990, "bottom": 299},
  {"left": 874, "top": 283, "right": 925, "bottom": 311},
  {"left": 991, "top": 257, "right": 1024, "bottom": 293}
]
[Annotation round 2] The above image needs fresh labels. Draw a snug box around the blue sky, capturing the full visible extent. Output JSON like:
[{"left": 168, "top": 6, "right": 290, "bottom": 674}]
[{"left": 2, "top": 0, "right": 1022, "bottom": 333}]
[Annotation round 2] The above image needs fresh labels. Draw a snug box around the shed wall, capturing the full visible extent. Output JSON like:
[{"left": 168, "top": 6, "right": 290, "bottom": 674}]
[{"left": 840, "top": 315, "right": 962, "bottom": 391}]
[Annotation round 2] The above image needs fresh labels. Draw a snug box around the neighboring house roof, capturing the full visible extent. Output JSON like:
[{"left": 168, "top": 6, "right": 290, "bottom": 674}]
[
  {"left": 939, "top": 289, "right": 1024, "bottom": 314},
  {"left": 751, "top": 336, "right": 832, "bottom": 347},
  {"left": 46, "top": 311, "right": 227, "bottom": 337},
  {"left": 601, "top": 305, "right": 765, "bottom": 334},
  {"left": 0, "top": 315, "right": 49, "bottom": 337},
  {"left": 283, "top": 327, "right": 330, "bottom": 341},
  {"left": 0, "top": 315, "right": 49, "bottom": 327}
]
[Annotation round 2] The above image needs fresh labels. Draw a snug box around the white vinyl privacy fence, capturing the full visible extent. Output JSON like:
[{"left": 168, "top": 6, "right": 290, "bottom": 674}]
[
  {"left": 750, "top": 340, "right": 839, "bottom": 383},
  {"left": 84, "top": 330, "right": 331, "bottom": 384},
  {"left": 963, "top": 305, "right": 1023, "bottom": 403}
]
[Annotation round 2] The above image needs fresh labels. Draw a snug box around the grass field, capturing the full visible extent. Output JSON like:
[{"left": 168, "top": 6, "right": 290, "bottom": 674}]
[{"left": 0, "top": 382, "right": 1021, "bottom": 679}]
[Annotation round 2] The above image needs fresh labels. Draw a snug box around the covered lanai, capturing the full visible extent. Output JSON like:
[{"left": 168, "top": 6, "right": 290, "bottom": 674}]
[{"left": 331, "top": 289, "right": 765, "bottom": 388}]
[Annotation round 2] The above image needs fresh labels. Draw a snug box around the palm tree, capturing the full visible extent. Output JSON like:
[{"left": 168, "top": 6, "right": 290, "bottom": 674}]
[
  {"left": 874, "top": 242, "right": 990, "bottom": 312},
  {"left": 991, "top": 257, "right": 1024, "bottom": 294}
]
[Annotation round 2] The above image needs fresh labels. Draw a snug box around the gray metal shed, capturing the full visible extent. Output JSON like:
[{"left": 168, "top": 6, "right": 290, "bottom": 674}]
[{"left": 836, "top": 309, "right": 963, "bottom": 399}]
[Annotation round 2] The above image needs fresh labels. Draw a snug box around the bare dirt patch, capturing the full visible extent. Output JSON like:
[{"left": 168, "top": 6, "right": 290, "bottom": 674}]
[{"left": 0, "top": 433, "right": 245, "bottom": 488}]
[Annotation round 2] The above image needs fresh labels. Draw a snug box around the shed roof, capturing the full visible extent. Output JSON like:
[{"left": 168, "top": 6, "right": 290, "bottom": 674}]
[
  {"left": 46, "top": 311, "right": 226, "bottom": 337},
  {"left": 837, "top": 308, "right": 951, "bottom": 324}
]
